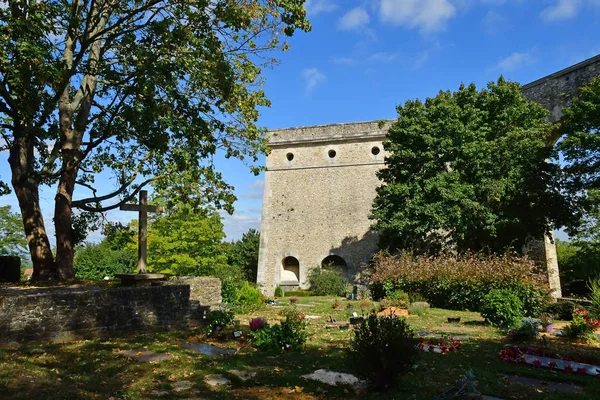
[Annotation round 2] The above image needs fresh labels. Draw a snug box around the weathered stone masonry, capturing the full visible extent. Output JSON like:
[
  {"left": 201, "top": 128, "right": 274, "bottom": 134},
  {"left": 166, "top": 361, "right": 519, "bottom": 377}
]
[
  {"left": 0, "top": 277, "right": 221, "bottom": 345},
  {"left": 257, "top": 55, "right": 600, "bottom": 297}
]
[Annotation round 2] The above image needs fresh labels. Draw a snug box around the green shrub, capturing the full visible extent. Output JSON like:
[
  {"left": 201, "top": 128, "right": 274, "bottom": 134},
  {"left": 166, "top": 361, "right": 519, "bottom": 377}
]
[
  {"left": 369, "top": 252, "right": 549, "bottom": 315},
  {"left": 408, "top": 302, "right": 430, "bottom": 316},
  {"left": 588, "top": 279, "right": 600, "bottom": 319},
  {"left": 386, "top": 289, "right": 409, "bottom": 308},
  {"left": 308, "top": 268, "right": 348, "bottom": 296},
  {"left": 542, "top": 301, "right": 581, "bottom": 321},
  {"left": 480, "top": 289, "right": 523, "bottom": 328},
  {"left": 236, "top": 281, "right": 263, "bottom": 306},
  {"left": 74, "top": 242, "right": 136, "bottom": 280},
  {"left": 351, "top": 315, "right": 419, "bottom": 390},
  {"left": 221, "top": 277, "right": 239, "bottom": 305},
  {"left": 250, "top": 307, "right": 308, "bottom": 351},
  {"left": 562, "top": 309, "right": 598, "bottom": 341},
  {"left": 508, "top": 317, "right": 540, "bottom": 341},
  {"left": 285, "top": 290, "right": 313, "bottom": 297},
  {"left": 274, "top": 285, "right": 284, "bottom": 298},
  {"left": 205, "top": 309, "right": 235, "bottom": 335}
]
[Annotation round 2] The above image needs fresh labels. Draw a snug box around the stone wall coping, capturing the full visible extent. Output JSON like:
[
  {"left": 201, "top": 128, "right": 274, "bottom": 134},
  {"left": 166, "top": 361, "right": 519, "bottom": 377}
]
[{"left": 522, "top": 54, "right": 600, "bottom": 90}]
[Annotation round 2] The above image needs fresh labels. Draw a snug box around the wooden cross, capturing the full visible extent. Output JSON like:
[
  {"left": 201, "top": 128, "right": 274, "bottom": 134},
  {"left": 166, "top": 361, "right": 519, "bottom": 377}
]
[{"left": 120, "top": 190, "right": 164, "bottom": 273}]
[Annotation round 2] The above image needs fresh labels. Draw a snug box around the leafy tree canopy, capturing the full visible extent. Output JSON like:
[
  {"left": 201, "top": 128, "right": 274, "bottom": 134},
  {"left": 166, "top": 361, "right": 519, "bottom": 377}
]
[
  {"left": 372, "top": 78, "right": 577, "bottom": 254},
  {"left": 0, "top": 0, "right": 310, "bottom": 280},
  {"left": 0, "top": 205, "right": 29, "bottom": 265},
  {"left": 224, "top": 228, "right": 260, "bottom": 281}
]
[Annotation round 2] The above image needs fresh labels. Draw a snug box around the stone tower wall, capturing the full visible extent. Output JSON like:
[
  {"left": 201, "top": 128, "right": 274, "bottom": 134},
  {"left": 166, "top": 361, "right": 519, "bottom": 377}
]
[{"left": 257, "top": 121, "right": 390, "bottom": 293}]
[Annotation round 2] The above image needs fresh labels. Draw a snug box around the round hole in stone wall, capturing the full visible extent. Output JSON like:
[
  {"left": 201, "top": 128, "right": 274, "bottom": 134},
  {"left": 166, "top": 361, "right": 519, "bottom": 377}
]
[
  {"left": 371, "top": 146, "right": 380, "bottom": 155},
  {"left": 328, "top": 149, "right": 336, "bottom": 158},
  {"left": 286, "top": 152, "right": 294, "bottom": 161}
]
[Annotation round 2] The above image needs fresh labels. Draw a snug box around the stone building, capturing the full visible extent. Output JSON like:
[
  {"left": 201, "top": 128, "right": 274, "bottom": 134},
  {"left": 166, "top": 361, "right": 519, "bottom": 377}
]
[{"left": 257, "top": 54, "right": 600, "bottom": 297}]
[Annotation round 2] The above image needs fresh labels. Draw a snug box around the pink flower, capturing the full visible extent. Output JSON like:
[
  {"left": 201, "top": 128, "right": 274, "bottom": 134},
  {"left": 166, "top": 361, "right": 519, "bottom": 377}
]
[{"left": 532, "top": 359, "right": 542, "bottom": 367}]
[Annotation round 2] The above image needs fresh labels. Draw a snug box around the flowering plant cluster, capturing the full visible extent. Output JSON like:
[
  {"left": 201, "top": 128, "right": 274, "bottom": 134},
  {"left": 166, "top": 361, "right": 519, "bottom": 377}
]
[
  {"left": 249, "top": 317, "right": 268, "bottom": 331},
  {"left": 574, "top": 308, "right": 600, "bottom": 329},
  {"left": 368, "top": 252, "right": 548, "bottom": 314},
  {"left": 497, "top": 346, "right": 600, "bottom": 376},
  {"left": 507, "top": 317, "right": 541, "bottom": 340},
  {"left": 418, "top": 336, "right": 462, "bottom": 353}
]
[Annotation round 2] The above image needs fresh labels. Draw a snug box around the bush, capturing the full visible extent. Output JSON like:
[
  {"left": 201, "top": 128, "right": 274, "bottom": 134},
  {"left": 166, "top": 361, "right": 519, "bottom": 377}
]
[
  {"left": 285, "top": 290, "right": 313, "bottom": 297},
  {"left": 408, "top": 302, "right": 430, "bottom": 316},
  {"left": 542, "top": 301, "right": 581, "bottom": 321},
  {"left": 236, "top": 281, "right": 263, "bottom": 306},
  {"left": 351, "top": 315, "right": 419, "bottom": 390},
  {"left": 563, "top": 308, "right": 599, "bottom": 341},
  {"left": 221, "top": 277, "right": 239, "bottom": 305},
  {"left": 480, "top": 289, "right": 523, "bottom": 328},
  {"left": 508, "top": 317, "right": 541, "bottom": 341},
  {"left": 385, "top": 289, "right": 409, "bottom": 308},
  {"left": 250, "top": 307, "right": 308, "bottom": 351},
  {"left": 588, "top": 279, "right": 600, "bottom": 319},
  {"left": 274, "top": 285, "right": 284, "bottom": 298},
  {"left": 74, "top": 242, "right": 136, "bottom": 280},
  {"left": 205, "top": 309, "right": 235, "bottom": 335},
  {"left": 369, "top": 252, "right": 549, "bottom": 315},
  {"left": 308, "top": 268, "right": 348, "bottom": 296}
]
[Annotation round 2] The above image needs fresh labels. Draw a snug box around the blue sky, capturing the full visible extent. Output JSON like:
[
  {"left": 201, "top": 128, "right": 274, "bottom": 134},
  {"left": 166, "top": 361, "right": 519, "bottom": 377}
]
[{"left": 1, "top": 0, "right": 599, "bottom": 243}]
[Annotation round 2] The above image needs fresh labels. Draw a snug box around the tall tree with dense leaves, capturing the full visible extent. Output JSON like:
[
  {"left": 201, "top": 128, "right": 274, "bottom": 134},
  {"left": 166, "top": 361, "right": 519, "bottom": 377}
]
[
  {"left": 0, "top": 205, "right": 29, "bottom": 264},
  {"left": 146, "top": 204, "right": 229, "bottom": 276},
  {"left": 225, "top": 228, "right": 260, "bottom": 281},
  {"left": 0, "top": 1, "right": 310, "bottom": 280},
  {"left": 372, "top": 78, "right": 577, "bottom": 254}
]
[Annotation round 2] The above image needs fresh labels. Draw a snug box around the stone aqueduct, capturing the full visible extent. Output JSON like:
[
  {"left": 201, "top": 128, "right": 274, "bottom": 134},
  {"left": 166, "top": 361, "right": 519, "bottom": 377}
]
[{"left": 256, "top": 55, "right": 600, "bottom": 297}]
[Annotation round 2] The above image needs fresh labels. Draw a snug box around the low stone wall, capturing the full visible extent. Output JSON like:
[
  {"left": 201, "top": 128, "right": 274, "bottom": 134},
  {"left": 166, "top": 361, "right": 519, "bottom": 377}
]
[
  {"left": 161, "top": 277, "right": 222, "bottom": 310},
  {"left": 0, "top": 278, "right": 221, "bottom": 346}
]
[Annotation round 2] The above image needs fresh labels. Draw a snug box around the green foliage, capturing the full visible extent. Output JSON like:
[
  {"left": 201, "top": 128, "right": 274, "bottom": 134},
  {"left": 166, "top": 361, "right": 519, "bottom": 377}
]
[
  {"left": 408, "top": 302, "right": 430, "bottom": 316},
  {"left": 284, "top": 290, "right": 313, "bottom": 297},
  {"left": 509, "top": 317, "right": 541, "bottom": 340},
  {"left": 588, "top": 279, "right": 600, "bottom": 319},
  {"left": 147, "top": 205, "right": 229, "bottom": 277},
  {"left": 562, "top": 308, "right": 599, "bottom": 341},
  {"left": 0, "top": 0, "right": 311, "bottom": 278},
  {"left": 274, "top": 286, "right": 284, "bottom": 297},
  {"left": 308, "top": 268, "right": 349, "bottom": 296},
  {"left": 205, "top": 309, "right": 235, "bottom": 336},
  {"left": 73, "top": 242, "right": 136, "bottom": 280},
  {"left": 386, "top": 289, "right": 410, "bottom": 308},
  {"left": 372, "top": 78, "right": 574, "bottom": 254},
  {"left": 221, "top": 277, "right": 240, "bottom": 305},
  {"left": 480, "top": 289, "right": 524, "bottom": 328},
  {"left": 541, "top": 301, "right": 580, "bottom": 321},
  {"left": 224, "top": 229, "right": 260, "bottom": 282},
  {"left": 250, "top": 307, "right": 308, "bottom": 351},
  {"left": 556, "top": 239, "right": 600, "bottom": 296},
  {"left": 0, "top": 206, "right": 29, "bottom": 266},
  {"left": 236, "top": 281, "right": 263, "bottom": 306},
  {"left": 369, "top": 252, "right": 548, "bottom": 315},
  {"left": 351, "top": 315, "right": 419, "bottom": 390}
]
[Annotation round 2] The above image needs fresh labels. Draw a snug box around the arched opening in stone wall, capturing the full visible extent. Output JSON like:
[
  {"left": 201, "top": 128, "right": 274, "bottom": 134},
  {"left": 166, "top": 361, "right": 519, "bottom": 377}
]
[
  {"left": 281, "top": 256, "right": 300, "bottom": 283},
  {"left": 321, "top": 255, "right": 348, "bottom": 279}
]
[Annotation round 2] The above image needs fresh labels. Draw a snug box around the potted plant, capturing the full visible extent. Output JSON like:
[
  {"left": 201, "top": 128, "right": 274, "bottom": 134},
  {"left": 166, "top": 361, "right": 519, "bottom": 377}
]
[{"left": 540, "top": 313, "right": 554, "bottom": 333}]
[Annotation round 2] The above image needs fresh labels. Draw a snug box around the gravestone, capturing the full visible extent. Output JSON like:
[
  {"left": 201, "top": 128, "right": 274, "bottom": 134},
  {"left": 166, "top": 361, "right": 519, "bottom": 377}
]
[{"left": 0, "top": 256, "right": 20, "bottom": 282}]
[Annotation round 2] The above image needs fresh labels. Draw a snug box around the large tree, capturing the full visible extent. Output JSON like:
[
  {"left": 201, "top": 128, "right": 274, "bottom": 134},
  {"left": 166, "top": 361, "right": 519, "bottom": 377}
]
[
  {"left": 0, "top": 1, "right": 310, "bottom": 280},
  {"left": 224, "top": 227, "right": 260, "bottom": 281},
  {"left": 0, "top": 205, "right": 29, "bottom": 264},
  {"left": 372, "top": 78, "right": 577, "bottom": 254}
]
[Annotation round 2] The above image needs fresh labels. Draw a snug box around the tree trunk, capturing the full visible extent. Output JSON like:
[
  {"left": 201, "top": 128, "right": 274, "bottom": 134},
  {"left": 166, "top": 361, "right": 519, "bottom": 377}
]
[
  {"left": 54, "top": 149, "right": 80, "bottom": 280},
  {"left": 9, "top": 129, "right": 56, "bottom": 280}
]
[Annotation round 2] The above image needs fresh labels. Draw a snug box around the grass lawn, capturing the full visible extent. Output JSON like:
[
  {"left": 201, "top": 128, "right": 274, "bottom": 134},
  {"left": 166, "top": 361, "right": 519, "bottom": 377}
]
[{"left": 1, "top": 295, "right": 599, "bottom": 399}]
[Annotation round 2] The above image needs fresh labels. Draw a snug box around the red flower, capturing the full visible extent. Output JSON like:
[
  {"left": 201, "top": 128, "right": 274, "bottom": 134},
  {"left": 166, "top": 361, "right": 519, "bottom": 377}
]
[
  {"left": 577, "top": 367, "right": 587, "bottom": 375},
  {"left": 549, "top": 361, "right": 557, "bottom": 369},
  {"left": 532, "top": 359, "right": 542, "bottom": 367},
  {"left": 564, "top": 365, "right": 574, "bottom": 374}
]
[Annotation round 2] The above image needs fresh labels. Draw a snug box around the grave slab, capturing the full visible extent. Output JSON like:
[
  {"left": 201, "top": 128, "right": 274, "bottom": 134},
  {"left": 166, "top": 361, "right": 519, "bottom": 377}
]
[
  {"left": 302, "top": 369, "right": 366, "bottom": 391},
  {"left": 181, "top": 342, "right": 236, "bottom": 357},
  {"left": 118, "top": 349, "right": 173, "bottom": 362},
  {"left": 417, "top": 331, "right": 471, "bottom": 340},
  {"left": 229, "top": 370, "right": 257, "bottom": 381},
  {"left": 172, "top": 381, "right": 193, "bottom": 392},
  {"left": 522, "top": 354, "right": 600, "bottom": 377},
  {"left": 505, "top": 375, "right": 584, "bottom": 394},
  {"left": 205, "top": 374, "right": 231, "bottom": 387}
]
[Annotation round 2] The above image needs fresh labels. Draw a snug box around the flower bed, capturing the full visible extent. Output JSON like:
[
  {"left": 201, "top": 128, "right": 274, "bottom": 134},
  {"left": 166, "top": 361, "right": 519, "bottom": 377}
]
[
  {"left": 497, "top": 346, "right": 600, "bottom": 377},
  {"left": 418, "top": 337, "right": 462, "bottom": 354}
]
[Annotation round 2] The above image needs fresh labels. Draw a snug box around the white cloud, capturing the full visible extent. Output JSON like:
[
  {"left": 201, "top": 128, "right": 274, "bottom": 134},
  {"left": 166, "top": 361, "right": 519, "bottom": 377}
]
[
  {"left": 540, "top": 0, "right": 581, "bottom": 22},
  {"left": 414, "top": 51, "right": 430, "bottom": 69},
  {"left": 242, "top": 179, "right": 264, "bottom": 199},
  {"left": 482, "top": 10, "right": 507, "bottom": 35},
  {"left": 302, "top": 68, "right": 326, "bottom": 94},
  {"left": 331, "top": 56, "right": 356, "bottom": 65},
  {"left": 338, "top": 7, "right": 370, "bottom": 31},
  {"left": 220, "top": 210, "right": 261, "bottom": 241},
  {"left": 379, "top": 0, "right": 456, "bottom": 33},
  {"left": 368, "top": 52, "right": 399, "bottom": 62},
  {"left": 304, "top": 0, "right": 338, "bottom": 15},
  {"left": 496, "top": 51, "right": 535, "bottom": 71}
]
